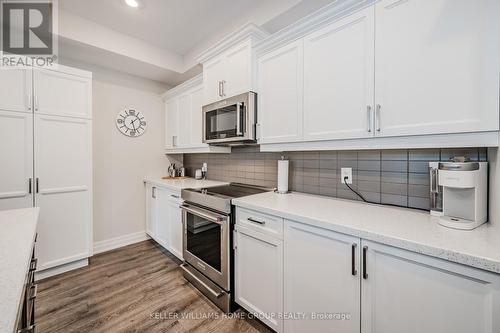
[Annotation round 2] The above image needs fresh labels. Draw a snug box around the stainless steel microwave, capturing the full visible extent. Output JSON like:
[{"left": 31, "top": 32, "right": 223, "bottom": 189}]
[{"left": 202, "top": 92, "right": 257, "bottom": 145}]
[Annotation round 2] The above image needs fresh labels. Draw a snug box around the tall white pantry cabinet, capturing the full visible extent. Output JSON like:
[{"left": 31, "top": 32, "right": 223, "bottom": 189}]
[{"left": 0, "top": 66, "right": 93, "bottom": 277}]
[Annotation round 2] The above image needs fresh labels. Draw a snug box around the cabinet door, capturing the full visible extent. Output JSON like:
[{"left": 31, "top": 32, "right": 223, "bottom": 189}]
[
  {"left": 176, "top": 93, "right": 192, "bottom": 147},
  {"left": 224, "top": 40, "right": 252, "bottom": 98},
  {"left": 34, "top": 114, "right": 92, "bottom": 271},
  {"left": 374, "top": 0, "right": 500, "bottom": 137},
  {"left": 145, "top": 184, "right": 157, "bottom": 238},
  {"left": 361, "top": 240, "right": 500, "bottom": 333},
  {"left": 235, "top": 225, "right": 283, "bottom": 332},
  {"left": 0, "top": 69, "right": 32, "bottom": 113},
  {"left": 258, "top": 40, "right": 304, "bottom": 144},
  {"left": 203, "top": 56, "right": 225, "bottom": 104},
  {"left": 189, "top": 86, "right": 206, "bottom": 147},
  {"left": 34, "top": 69, "right": 91, "bottom": 119},
  {"left": 167, "top": 198, "right": 183, "bottom": 260},
  {"left": 0, "top": 111, "right": 33, "bottom": 210},
  {"left": 303, "top": 7, "right": 375, "bottom": 141},
  {"left": 164, "top": 98, "right": 178, "bottom": 149},
  {"left": 155, "top": 187, "right": 170, "bottom": 248},
  {"left": 284, "top": 220, "right": 360, "bottom": 333}
]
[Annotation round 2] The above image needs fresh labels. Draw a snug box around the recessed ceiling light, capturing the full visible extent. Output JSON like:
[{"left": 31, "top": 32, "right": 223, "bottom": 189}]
[{"left": 124, "top": 0, "right": 140, "bottom": 8}]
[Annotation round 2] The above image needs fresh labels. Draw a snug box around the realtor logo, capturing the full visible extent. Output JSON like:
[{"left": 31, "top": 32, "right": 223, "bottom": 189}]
[{"left": 0, "top": 0, "right": 57, "bottom": 68}]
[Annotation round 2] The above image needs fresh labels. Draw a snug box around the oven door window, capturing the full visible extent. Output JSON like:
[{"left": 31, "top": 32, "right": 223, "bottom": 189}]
[
  {"left": 205, "top": 103, "right": 245, "bottom": 140},
  {"left": 185, "top": 211, "right": 222, "bottom": 272}
]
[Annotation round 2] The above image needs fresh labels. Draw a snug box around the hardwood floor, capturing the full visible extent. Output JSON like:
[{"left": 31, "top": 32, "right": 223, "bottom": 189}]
[{"left": 35, "top": 240, "right": 273, "bottom": 333}]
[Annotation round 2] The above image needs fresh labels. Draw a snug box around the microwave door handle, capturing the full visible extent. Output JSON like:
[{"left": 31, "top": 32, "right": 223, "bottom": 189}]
[{"left": 236, "top": 102, "right": 242, "bottom": 136}]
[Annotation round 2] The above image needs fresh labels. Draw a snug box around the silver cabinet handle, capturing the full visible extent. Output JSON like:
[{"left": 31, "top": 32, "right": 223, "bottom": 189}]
[
  {"left": 172, "top": 135, "right": 177, "bottom": 147},
  {"left": 375, "top": 104, "right": 381, "bottom": 132},
  {"left": 221, "top": 80, "right": 226, "bottom": 97},
  {"left": 152, "top": 187, "right": 156, "bottom": 199},
  {"left": 28, "top": 178, "right": 32, "bottom": 194},
  {"left": 170, "top": 194, "right": 180, "bottom": 199},
  {"left": 34, "top": 95, "right": 39, "bottom": 112},
  {"left": 27, "top": 93, "right": 32, "bottom": 111},
  {"left": 367, "top": 105, "right": 372, "bottom": 133},
  {"left": 247, "top": 217, "right": 265, "bottom": 225},
  {"left": 29, "top": 284, "right": 38, "bottom": 300},
  {"left": 35, "top": 178, "right": 39, "bottom": 194},
  {"left": 218, "top": 81, "right": 222, "bottom": 97}
]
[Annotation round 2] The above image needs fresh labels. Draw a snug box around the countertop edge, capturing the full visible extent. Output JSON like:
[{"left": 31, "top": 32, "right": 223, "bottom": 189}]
[{"left": 232, "top": 199, "right": 500, "bottom": 275}]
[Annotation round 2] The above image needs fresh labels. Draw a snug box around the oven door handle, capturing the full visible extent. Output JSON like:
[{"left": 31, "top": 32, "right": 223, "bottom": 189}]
[{"left": 181, "top": 204, "right": 225, "bottom": 225}]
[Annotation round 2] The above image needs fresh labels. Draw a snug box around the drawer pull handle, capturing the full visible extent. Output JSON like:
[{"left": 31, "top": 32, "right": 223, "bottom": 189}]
[
  {"left": 29, "top": 284, "right": 38, "bottom": 300},
  {"left": 170, "top": 194, "right": 180, "bottom": 199},
  {"left": 29, "top": 258, "right": 37, "bottom": 272},
  {"left": 247, "top": 217, "right": 265, "bottom": 225},
  {"left": 18, "top": 325, "right": 35, "bottom": 333},
  {"left": 362, "top": 246, "right": 368, "bottom": 280},
  {"left": 351, "top": 243, "right": 357, "bottom": 276}
]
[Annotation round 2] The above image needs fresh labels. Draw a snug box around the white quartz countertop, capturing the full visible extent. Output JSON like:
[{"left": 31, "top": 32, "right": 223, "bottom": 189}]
[
  {"left": 144, "top": 177, "right": 228, "bottom": 191},
  {"left": 0, "top": 207, "right": 40, "bottom": 333},
  {"left": 233, "top": 192, "right": 500, "bottom": 274}
]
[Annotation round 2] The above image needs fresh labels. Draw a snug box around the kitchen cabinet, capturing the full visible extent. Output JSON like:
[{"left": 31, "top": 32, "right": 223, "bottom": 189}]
[
  {"left": 256, "top": 0, "right": 500, "bottom": 151},
  {"left": 0, "top": 111, "right": 33, "bottom": 210},
  {"left": 202, "top": 40, "right": 252, "bottom": 104},
  {"left": 34, "top": 69, "right": 92, "bottom": 119},
  {"left": 0, "top": 65, "right": 93, "bottom": 276},
  {"left": 144, "top": 184, "right": 183, "bottom": 260},
  {"left": 361, "top": 240, "right": 500, "bottom": 333},
  {"left": 257, "top": 40, "right": 304, "bottom": 144},
  {"left": 374, "top": 0, "right": 500, "bottom": 138},
  {"left": 34, "top": 114, "right": 92, "bottom": 271},
  {"left": 163, "top": 75, "right": 230, "bottom": 154},
  {"left": 234, "top": 209, "right": 284, "bottom": 332},
  {"left": 164, "top": 98, "right": 178, "bottom": 149},
  {"left": 167, "top": 195, "right": 183, "bottom": 260},
  {"left": 303, "top": 6, "right": 374, "bottom": 141},
  {"left": 0, "top": 68, "right": 32, "bottom": 113},
  {"left": 145, "top": 184, "right": 157, "bottom": 237},
  {"left": 284, "top": 220, "right": 360, "bottom": 333}
]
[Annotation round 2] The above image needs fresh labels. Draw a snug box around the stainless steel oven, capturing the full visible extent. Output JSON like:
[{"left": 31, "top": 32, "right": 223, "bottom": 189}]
[
  {"left": 202, "top": 92, "right": 256, "bottom": 145},
  {"left": 180, "top": 183, "right": 272, "bottom": 313}
]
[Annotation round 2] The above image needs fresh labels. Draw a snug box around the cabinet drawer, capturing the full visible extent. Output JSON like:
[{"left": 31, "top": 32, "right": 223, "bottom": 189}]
[{"left": 236, "top": 207, "right": 283, "bottom": 239}]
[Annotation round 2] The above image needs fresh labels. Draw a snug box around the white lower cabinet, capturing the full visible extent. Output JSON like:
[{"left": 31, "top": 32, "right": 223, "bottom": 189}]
[
  {"left": 284, "top": 220, "right": 360, "bottom": 333},
  {"left": 234, "top": 225, "right": 284, "bottom": 333},
  {"left": 233, "top": 209, "right": 500, "bottom": 332},
  {"left": 145, "top": 184, "right": 183, "bottom": 260},
  {"left": 361, "top": 240, "right": 500, "bottom": 333}
]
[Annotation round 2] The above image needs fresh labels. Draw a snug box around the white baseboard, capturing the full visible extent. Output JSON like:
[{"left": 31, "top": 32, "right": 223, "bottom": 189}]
[
  {"left": 93, "top": 231, "right": 149, "bottom": 255},
  {"left": 36, "top": 258, "right": 89, "bottom": 281}
]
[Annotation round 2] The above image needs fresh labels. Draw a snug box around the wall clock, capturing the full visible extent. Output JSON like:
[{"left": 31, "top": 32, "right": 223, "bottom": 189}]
[{"left": 116, "top": 109, "right": 147, "bottom": 137}]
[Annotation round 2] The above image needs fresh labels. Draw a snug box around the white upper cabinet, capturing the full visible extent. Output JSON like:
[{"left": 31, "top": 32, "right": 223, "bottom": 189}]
[
  {"left": 164, "top": 75, "right": 229, "bottom": 154},
  {"left": 203, "top": 57, "right": 226, "bottom": 105},
  {"left": 0, "top": 69, "right": 32, "bottom": 113},
  {"left": 165, "top": 98, "right": 179, "bottom": 149},
  {"left": 374, "top": 0, "right": 500, "bottom": 137},
  {"left": 34, "top": 69, "right": 92, "bottom": 119},
  {"left": 223, "top": 40, "right": 252, "bottom": 99},
  {"left": 198, "top": 24, "right": 269, "bottom": 105},
  {"left": 0, "top": 111, "right": 33, "bottom": 210},
  {"left": 361, "top": 240, "right": 500, "bottom": 333},
  {"left": 202, "top": 40, "right": 252, "bottom": 104},
  {"left": 303, "top": 6, "right": 375, "bottom": 141},
  {"left": 258, "top": 40, "right": 304, "bottom": 144}
]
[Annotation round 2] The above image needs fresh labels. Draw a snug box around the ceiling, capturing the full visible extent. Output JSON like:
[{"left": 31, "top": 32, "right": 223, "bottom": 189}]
[{"left": 59, "top": 0, "right": 299, "bottom": 55}]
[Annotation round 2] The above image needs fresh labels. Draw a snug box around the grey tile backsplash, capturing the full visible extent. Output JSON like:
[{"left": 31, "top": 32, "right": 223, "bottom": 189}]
[{"left": 183, "top": 147, "right": 487, "bottom": 210}]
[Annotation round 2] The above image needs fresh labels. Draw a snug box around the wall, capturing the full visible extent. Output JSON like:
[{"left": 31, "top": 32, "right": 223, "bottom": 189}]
[
  {"left": 90, "top": 66, "right": 170, "bottom": 246},
  {"left": 184, "top": 147, "right": 487, "bottom": 211}
]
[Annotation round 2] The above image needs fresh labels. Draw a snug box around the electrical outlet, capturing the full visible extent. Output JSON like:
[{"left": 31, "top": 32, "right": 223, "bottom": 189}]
[{"left": 341, "top": 168, "right": 353, "bottom": 184}]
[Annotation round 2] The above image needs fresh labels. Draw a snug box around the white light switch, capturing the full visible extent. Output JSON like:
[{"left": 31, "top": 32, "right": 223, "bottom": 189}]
[{"left": 341, "top": 168, "right": 353, "bottom": 184}]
